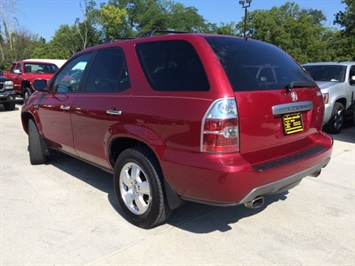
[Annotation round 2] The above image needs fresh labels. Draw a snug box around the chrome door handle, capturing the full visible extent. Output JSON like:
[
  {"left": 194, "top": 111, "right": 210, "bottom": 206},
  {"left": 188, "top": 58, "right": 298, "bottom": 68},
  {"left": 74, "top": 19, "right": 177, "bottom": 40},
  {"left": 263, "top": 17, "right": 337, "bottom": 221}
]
[
  {"left": 60, "top": 105, "right": 70, "bottom": 111},
  {"left": 106, "top": 110, "right": 122, "bottom": 116}
]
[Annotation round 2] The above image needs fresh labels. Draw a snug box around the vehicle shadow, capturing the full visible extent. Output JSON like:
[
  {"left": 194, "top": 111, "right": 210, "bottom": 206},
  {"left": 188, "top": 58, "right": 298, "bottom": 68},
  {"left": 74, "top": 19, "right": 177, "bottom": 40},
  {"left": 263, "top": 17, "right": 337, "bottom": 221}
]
[
  {"left": 167, "top": 193, "right": 288, "bottom": 233},
  {"left": 0, "top": 104, "right": 20, "bottom": 112},
  {"left": 330, "top": 121, "right": 355, "bottom": 144},
  {"left": 46, "top": 151, "right": 124, "bottom": 215},
  {"left": 47, "top": 151, "right": 288, "bottom": 233}
]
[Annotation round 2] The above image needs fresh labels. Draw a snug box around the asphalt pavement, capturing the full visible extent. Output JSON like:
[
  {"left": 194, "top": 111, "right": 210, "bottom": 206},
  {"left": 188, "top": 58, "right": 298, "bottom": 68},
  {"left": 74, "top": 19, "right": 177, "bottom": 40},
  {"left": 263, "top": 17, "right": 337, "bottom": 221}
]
[{"left": 1, "top": 103, "right": 354, "bottom": 265}]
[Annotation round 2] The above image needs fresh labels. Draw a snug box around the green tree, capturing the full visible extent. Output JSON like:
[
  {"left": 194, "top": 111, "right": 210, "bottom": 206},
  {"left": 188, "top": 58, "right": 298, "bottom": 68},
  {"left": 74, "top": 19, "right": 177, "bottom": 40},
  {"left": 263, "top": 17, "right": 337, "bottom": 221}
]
[
  {"left": 239, "top": 2, "right": 334, "bottom": 63},
  {"left": 0, "top": 28, "right": 41, "bottom": 68},
  {"left": 207, "top": 22, "right": 238, "bottom": 35},
  {"left": 74, "top": 0, "right": 101, "bottom": 49},
  {"left": 107, "top": 0, "right": 208, "bottom": 36},
  {"left": 97, "top": 3, "right": 128, "bottom": 39},
  {"left": 334, "top": 0, "right": 355, "bottom": 60},
  {"left": 164, "top": 3, "right": 207, "bottom": 32},
  {"left": 35, "top": 25, "right": 79, "bottom": 59}
]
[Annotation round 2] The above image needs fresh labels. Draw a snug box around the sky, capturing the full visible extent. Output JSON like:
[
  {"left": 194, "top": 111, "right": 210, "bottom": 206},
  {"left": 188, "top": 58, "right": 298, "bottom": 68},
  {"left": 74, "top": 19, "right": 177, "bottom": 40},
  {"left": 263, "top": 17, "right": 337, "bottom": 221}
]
[{"left": 12, "top": 0, "right": 346, "bottom": 41}]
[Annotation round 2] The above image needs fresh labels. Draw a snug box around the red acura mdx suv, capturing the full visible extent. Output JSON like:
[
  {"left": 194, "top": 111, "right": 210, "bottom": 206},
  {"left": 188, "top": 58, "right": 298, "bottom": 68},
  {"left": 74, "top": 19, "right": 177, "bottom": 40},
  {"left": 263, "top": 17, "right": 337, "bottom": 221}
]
[{"left": 21, "top": 32, "right": 333, "bottom": 228}]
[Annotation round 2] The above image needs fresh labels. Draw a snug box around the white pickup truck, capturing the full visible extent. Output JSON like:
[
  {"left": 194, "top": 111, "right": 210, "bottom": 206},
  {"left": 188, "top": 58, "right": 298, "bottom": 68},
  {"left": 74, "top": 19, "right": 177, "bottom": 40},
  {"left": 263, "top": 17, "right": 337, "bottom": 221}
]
[{"left": 303, "top": 62, "right": 355, "bottom": 133}]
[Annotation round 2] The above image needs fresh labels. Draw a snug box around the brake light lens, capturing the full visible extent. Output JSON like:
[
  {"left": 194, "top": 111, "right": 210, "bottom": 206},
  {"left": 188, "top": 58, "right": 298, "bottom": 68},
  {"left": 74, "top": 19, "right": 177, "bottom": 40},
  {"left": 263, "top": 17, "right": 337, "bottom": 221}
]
[{"left": 201, "top": 98, "right": 239, "bottom": 153}]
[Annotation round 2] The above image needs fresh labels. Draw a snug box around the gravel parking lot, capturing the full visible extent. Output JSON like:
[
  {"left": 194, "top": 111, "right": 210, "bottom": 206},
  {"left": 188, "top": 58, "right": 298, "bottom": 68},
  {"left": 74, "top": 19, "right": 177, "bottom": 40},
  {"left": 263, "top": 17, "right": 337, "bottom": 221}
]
[{"left": 1, "top": 103, "right": 354, "bottom": 265}]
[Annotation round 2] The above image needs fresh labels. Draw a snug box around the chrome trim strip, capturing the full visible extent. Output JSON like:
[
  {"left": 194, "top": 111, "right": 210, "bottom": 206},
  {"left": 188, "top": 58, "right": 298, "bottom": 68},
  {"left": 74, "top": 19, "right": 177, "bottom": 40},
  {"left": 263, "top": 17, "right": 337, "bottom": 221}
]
[
  {"left": 60, "top": 105, "right": 70, "bottom": 111},
  {"left": 106, "top": 110, "right": 122, "bottom": 116},
  {"left": 272, "top": 101, "right": 313, "bottom": 115}
]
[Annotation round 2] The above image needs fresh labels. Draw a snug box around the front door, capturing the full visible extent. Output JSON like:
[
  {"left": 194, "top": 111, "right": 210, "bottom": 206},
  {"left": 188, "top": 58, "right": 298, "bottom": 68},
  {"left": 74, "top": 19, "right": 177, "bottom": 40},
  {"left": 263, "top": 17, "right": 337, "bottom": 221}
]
[{"left": 36, "top": 53, "right": 93, "bottom": 155}]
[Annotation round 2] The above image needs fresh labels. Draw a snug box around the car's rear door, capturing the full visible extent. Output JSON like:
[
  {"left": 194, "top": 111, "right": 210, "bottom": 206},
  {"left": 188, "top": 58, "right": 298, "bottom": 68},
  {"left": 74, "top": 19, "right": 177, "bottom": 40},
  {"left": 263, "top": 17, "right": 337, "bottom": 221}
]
[{"left": 71, "top": 48, "right": 131, "bottom": 170}]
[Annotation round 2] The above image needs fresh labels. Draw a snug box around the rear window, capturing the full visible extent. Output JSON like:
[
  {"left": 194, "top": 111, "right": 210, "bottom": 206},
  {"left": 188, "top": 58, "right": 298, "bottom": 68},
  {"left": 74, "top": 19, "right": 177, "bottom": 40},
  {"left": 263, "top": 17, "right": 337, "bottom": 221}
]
[
  {"left": 24, "top": 63, "right": 59, "bottom": 74},
  {"left": 136, "top": 40, "right": 209, "bottom": 91},
  {"left": 303, "top": 65, "right": 346, "bottom": 82},
  {"left": 205, "top": 37, "right": 313, "bottom": 91}
]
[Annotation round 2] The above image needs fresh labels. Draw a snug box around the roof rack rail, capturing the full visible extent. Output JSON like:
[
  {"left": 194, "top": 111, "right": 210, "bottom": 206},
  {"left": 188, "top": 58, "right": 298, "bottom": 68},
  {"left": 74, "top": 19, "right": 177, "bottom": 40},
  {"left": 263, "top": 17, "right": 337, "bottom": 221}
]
[
  {"left": 140, "top": 30, "right": 189, "bottom": 37},
  {"left": 101, "top": 30, "right": 191, "bottom": 43},
  {"left": 102, "top": 37, "right": 134, "bottom": 44}
]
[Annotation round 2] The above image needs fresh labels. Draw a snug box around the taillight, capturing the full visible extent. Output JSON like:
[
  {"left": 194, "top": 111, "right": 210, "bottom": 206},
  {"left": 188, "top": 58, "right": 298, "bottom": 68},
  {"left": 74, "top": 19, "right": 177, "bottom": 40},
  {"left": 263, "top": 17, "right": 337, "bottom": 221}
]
[{"left": 201, "top": 98, "right": 239, "bottom": 153}]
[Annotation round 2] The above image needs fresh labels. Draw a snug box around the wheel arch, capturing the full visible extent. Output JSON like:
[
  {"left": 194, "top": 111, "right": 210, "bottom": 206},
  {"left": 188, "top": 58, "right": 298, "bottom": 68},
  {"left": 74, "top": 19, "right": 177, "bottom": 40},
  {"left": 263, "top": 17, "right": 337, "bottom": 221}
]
[
  {"left": 109, "top": 137, "right": 183, "bottom": 209},
  {"left": 21, "top": 79, "right": 32, "bottom": 90},
  {"left": 21, "top": 112, "right": 44, "bottom": 136},
  {"left": 21, "top": 112, "right": 35, "bottom": 134},
  {"left": 335, "top": 98, "right": 347, "bottom": 109}
]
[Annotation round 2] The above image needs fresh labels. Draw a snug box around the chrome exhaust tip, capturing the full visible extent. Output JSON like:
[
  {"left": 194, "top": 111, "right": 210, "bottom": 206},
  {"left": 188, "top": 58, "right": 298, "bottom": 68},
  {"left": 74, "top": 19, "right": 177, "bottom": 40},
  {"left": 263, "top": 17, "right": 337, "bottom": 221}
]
[
  {"left": 244, "top": 196, "right": 265, "bottom": 209},
  {"left": 309, "top": 169, "right": 321, "bottom": 178}
]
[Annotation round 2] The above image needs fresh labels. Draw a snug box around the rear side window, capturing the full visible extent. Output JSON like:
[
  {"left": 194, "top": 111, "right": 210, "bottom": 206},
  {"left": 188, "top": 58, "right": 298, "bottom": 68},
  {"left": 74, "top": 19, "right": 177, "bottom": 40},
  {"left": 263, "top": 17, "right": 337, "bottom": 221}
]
[
  {"left": 85, "top": 48, "right": 130, "bottom": 93},
  {"left": 206, "top": 37, "right": 313, "bottom": 91},
  {"left": 303, "top": 65, "right": 346, "bottom": 82},
  {"left": 136, "top": 40, "right": 209, "bottom": 91}
]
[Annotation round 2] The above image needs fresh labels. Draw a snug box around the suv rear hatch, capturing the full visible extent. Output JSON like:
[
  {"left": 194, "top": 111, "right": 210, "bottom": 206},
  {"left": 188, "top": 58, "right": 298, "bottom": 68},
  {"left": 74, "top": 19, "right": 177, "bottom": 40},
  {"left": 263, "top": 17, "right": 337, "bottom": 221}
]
[{"left": 206, "top": 37, "right": 325, "bottom": 165}]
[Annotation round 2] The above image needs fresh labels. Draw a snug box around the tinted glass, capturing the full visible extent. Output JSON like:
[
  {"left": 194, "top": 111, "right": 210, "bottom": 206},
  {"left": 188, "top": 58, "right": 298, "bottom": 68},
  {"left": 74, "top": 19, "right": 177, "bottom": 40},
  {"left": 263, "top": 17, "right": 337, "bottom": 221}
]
[
  {"left": 24, "top": 63, "right": 59, "bottom": 74},
  {"left": 136, "top": 40, "right": 209, "bottom": 91},
  {"left": 206, "top": 37, "right": 314, "bottom": 91},
  {"left": 52, "top": 53, "right": 92, "bottom": 93},
  {"left": 303, "top": 65, "right": 346, "bottom": 82},
  {"left": 85, "top": 48, "right": 130, "bottom": 93},
  {"left": 10, "top": 63, "right": 17, "bottom": 72}
]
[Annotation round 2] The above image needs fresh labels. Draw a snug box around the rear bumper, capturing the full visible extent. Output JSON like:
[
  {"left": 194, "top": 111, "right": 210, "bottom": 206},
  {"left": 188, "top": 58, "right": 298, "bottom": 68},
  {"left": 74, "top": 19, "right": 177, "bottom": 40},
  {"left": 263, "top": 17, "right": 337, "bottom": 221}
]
[
  {"left": 161, "top": 136, "right": 333, "bottom": 206},
  {"left": 237, "top": 157, "right": 330, "bottom": 205}
]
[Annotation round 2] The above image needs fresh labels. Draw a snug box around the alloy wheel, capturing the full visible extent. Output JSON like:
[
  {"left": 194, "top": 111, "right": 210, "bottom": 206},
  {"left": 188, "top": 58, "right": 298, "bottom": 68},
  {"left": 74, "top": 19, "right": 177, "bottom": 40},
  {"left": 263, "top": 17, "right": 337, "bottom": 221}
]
[{"left": 119, "top": 162, "right": 152, "bottom": 215}]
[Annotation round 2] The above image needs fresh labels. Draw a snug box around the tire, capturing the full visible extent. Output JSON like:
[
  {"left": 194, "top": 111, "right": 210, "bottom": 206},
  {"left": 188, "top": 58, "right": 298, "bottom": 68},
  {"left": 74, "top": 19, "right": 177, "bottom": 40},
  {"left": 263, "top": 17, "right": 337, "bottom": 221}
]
[
  {"left": 28, "top": 119, "right": 47, "bottom": 165},
  {"left": 324, "top": 102, "right": 345, "bottom": 134},
  {"left": 3, "top": 101, "right": 15, "bottom": 111},
  {"left": 113, "top": 147, "right": 171, "bottom": 228},
  {"left": 23, "top": 88, "right": 31, "bottom": 101}
]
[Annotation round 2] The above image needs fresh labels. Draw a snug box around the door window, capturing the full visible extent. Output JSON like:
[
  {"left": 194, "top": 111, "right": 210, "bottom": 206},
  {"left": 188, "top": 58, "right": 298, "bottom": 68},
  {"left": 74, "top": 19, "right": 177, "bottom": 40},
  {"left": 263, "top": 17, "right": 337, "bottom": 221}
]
[
  {"left": 84, "top": 48, "right": 130, "bottom": 93},
  {"left": 11, "top": 63, "right": 21, "bottom": 73},
  {"left": 51, "top": 53, "right": 92, "bottom": 93}
]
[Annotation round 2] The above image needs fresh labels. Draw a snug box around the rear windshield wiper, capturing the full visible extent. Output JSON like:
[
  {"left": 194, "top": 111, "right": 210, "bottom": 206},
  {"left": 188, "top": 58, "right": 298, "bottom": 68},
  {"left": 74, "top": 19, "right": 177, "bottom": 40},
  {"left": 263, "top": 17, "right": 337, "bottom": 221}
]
[{"left": 285, "top": 81, "right": 317, "bottom": 94}]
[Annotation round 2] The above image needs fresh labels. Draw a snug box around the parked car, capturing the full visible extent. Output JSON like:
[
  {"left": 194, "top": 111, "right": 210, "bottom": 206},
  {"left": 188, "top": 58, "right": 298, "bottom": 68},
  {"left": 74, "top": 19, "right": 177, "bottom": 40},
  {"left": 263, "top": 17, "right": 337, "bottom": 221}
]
[
  {"left": 303, "top": 62, "right": 355, "bottom": 133},
  {"left": 0, "top": 75, "right": 16, "bottom": 111},
  {"left": 21, "top": 31, "right": 333, "bottom": 228},
  {"left": 2, "top": 59, "right": 66, "bottom": 100}
]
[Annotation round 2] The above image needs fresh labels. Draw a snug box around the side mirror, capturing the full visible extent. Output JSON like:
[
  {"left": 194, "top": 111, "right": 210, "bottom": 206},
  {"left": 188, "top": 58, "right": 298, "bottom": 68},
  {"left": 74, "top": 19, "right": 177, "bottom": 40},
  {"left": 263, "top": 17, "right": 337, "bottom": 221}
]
[
  {"left": 13, "top": 69, "right": 21, "bottom": 74},
  {"left": 33, "top": 79, "right": 48, "bottom": 91},
  {"left": 350, "top": 75, "right": 355, "bottom": 85}
]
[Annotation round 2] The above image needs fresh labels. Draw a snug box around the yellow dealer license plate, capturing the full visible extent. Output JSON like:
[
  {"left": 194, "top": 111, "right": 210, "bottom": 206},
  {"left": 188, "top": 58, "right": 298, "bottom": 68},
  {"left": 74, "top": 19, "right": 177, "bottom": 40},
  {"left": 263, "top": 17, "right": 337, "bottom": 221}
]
[{"left": 283, "top": 113, "right": 304, "bottom": 135}]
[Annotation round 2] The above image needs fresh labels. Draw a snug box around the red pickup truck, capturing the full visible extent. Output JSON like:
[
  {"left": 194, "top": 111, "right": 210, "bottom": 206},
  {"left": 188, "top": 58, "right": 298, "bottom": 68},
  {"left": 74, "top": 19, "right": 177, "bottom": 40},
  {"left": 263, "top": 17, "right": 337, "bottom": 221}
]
[{"left": 2, "top": 59, "right": 66, "bottom": 100}]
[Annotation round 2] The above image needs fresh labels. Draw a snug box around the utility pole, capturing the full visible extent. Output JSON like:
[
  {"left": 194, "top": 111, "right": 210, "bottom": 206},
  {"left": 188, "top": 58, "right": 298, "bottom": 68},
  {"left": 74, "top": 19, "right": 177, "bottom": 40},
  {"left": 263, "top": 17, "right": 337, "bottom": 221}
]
[{"left": 239, "top": 0, "right": 252, "bottom": 37}]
